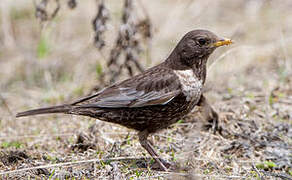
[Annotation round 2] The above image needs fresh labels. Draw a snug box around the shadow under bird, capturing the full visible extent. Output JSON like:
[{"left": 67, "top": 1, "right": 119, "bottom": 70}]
[{"left": 17, "top": 29, "right": 232, "bottom": 171}]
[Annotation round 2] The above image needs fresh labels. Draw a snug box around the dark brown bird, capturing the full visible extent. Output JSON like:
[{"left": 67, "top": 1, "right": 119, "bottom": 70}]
[{"left": 16, "top": 29, "right": 232, "bottom": 171}]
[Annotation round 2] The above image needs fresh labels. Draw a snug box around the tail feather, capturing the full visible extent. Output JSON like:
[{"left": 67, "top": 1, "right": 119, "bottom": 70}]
[{"left": 16, "top": 104, "right": 71, "bottom": 117}]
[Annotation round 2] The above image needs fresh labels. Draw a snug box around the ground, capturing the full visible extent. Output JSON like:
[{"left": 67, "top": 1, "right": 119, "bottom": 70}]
[{"left": 0, "top": 0, "right": 291, "bottom": 179}]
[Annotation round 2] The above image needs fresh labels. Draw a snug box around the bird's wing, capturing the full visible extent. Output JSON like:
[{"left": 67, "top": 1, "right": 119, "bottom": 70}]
[{"left": 72, "top": 68, "right": 181, "bottom": 108}]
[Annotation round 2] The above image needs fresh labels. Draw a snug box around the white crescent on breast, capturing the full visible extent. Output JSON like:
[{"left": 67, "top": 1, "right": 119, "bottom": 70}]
[{"left": 174, "top": 69, "right": 203, "bottom": 102}]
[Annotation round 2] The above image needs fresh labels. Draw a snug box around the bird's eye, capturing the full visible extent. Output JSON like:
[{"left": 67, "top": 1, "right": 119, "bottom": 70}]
[{"left": 198, "top": 38, "right": 207, "bottom": 46}]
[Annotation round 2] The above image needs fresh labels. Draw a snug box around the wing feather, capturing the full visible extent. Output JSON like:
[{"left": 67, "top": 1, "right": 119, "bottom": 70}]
[{"left": 73, "top": 67, "right": 181, "bottom": 108}]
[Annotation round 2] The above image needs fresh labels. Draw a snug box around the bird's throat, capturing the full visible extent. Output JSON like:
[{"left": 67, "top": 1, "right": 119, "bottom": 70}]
[
  {"left": 183, "top": 56, "right": 207, "bottom": 84},
  {"left": 164, "top": 52, "right": 208, "bottom": 83}
]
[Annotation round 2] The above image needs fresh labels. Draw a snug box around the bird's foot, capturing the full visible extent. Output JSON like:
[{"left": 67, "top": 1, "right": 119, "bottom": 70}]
[
  {"left": 203, "top": 120, "right": 225, "bottom": 137},
  {"left": 202, "top": 112, "right": 223, "bottom": 135},
  {"left": 151, "top": 159, "right": 177, "bottom": 171}
]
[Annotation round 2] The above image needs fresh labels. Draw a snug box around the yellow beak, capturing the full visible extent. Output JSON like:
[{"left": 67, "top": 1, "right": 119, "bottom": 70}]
[{"left": 213, "top": 38, "right": 233, "bottom": 47}]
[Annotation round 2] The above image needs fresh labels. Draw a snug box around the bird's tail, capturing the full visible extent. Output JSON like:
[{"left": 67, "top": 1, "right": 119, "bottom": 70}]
[{"left": 16, "top": 104, "right": 71, "bottom": 118}]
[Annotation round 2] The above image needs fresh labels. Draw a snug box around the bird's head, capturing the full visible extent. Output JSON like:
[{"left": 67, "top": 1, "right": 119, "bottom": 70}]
[{"left": 170, "top": 29, "right": 232, "bottom": 69}]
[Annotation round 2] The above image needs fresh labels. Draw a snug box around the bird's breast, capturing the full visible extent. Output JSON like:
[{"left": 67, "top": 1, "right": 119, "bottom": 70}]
[{"left": 174, "top": 69, "right": 203, "bottom": 102}]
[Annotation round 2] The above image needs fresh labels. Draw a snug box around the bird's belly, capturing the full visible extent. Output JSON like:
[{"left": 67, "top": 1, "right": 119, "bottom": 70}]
[{"left": 93, "top": 93, "right": 201, "bottom": 133}]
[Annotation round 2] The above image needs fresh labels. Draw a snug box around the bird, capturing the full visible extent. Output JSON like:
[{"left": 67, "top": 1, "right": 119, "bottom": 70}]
[{"left": 16, "top": 29, "right": 232, "bottom": 171}]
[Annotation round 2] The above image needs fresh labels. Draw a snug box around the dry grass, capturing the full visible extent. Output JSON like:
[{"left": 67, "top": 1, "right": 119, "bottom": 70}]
[{"left": 0, "top": 0, "right": 291, "bottom": 179}]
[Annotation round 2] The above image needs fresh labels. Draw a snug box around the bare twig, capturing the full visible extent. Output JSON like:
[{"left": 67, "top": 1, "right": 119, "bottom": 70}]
[
  {"left": 67, "top": 0, "right": 77, "bottom": 9},
  {"left": 92, "top": 0, "right": 109, "bottom": 50},
  {"left": 0, "top": 93, "right": 13, "bottom": 116},
  {"left": 34, "top": 0, "right": 60, "bottom": 22},
  {"left": 93, "top": 0, "right": 152, "bottom": 86},
  {"left": 0, "top": 133, "right": 74, "bottom": 140},
  {"left": 252, "top": 163, "right": 264, "bottom": 180},
  {"left": 260, "top": 170, "right": 292, "bottom": 180},
  {"left": 0, "top": 156, "right": 147, "bottom": 175},
  {"left": 159, "top": 171, "right": 246, "bottom": 179},
  {"left": 0, "top": 0, "right": 15, "bottom": 48}
]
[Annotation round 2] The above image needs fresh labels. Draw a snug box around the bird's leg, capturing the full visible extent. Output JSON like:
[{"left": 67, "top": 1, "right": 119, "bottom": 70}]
[
  {"left": 138, "top": 130, "right": 168, "bottom": 171},
  {"left": 197, "top": 95, "right": 220, "bottom": 134}
]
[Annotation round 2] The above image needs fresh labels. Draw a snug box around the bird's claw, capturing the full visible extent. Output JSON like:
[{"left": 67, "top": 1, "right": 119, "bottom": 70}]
[{"left": 151, "top": 159, "right": 177, "bottom": 171}]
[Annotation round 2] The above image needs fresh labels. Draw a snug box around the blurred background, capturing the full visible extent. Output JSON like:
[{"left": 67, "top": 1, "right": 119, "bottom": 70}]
[{"left": 0, "top": 0, "right": 291, "bottom": 179}]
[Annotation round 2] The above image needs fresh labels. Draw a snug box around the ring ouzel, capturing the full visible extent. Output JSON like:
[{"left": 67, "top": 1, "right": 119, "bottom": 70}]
[{"left": 16, "top": 29, "right": 232, "bottom": 171}]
